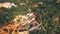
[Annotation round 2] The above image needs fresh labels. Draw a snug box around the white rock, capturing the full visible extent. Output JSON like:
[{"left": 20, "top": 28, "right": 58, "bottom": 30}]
[
  {"left": 0, "top": 2, "right": 17, "bottom": 9},
  {"left": 20, "top": 3, "right": 26, "bottom": 5}
]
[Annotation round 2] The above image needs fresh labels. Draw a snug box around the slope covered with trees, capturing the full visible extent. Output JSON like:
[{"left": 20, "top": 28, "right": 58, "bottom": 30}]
[{"left": 0, "top": 0, "right": 60, "bottom": 34}]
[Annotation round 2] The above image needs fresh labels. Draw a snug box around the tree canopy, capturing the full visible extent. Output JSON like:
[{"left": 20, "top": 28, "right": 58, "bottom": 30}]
[{"left": 0, "top": 0, "right": 60, "bottom": 34}]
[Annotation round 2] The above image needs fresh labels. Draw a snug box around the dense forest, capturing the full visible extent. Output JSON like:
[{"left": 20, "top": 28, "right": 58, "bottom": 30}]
[{"left": 0, "top": 0, "right": 60, "bottom": 34}]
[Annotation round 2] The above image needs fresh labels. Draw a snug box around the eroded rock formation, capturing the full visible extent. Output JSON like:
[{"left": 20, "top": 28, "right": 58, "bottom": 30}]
[
  {"left": 0, "top": 2, "right": 17, "bottom": 9},
  {"left": 0, "top": 12, "right": 41, "bottom": 34}
]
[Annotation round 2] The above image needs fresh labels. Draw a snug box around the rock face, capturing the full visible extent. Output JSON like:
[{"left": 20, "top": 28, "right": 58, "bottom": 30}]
[
  {"left": 0, "top": 2, "right": 17, "bottom": 9},
  {"left": 12, "top": 12, "right": 41, "bottom": 34},
  {"left": 0, "top": 12, "right": 41, "bottom": 34}
]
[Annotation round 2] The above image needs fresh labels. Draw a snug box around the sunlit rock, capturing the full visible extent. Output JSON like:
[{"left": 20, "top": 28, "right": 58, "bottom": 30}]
[
  {"left": 59, "top": 25, "right": 60, "bottom": 28},
  {"left": 0, "top": 12, "right": 41, "bottom": 34},
  {"left": 18, "top": 31, "right": 29, "bottom": 34},
  {"left": 20, "top": 3, "right": 26, "bottom": 5},
  {"left": 56, "top": 0, "right": 60, "bottom": 3},
  {"left": 38, "top": 2, "right": 43, "bottom": 5},
  {"left": 26, "top": 0, "right": 29, "bottom": 3},
  {"left": 0, "top": 2, "right": 17, "bottom": 9},
  {"left": 54, "top": 17, "right": 59, "bottom": 22}
]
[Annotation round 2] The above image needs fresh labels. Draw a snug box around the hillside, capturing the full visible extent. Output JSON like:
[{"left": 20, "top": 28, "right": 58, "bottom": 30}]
[{"left": 0, "top": 0, "right": 60, "bottom": 34}]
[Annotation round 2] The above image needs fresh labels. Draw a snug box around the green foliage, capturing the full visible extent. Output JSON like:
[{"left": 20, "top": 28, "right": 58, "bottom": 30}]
[{"left": 0, "top": 0, "right": 60, "bottom": 34}]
